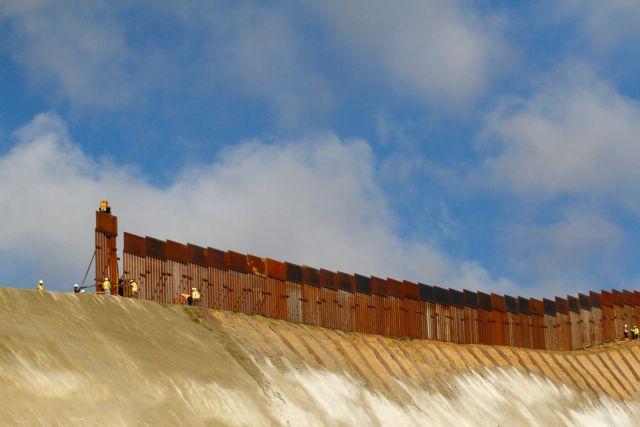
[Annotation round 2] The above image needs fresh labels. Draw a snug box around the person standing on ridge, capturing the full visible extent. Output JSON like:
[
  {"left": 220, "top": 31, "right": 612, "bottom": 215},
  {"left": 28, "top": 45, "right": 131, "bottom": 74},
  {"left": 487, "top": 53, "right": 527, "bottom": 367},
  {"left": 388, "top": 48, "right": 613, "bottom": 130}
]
[
  {"left": 130, "top": 279, "right": 139, "bottom": 298},
  {"left": 36, "top": 280, "right": 44, "bottom": 291},
  {"left": 102, "top": 277, "right": 111, "bottom": 295},
  {"left": 191, "top": 288, "right": 201, "bottom": 306}
]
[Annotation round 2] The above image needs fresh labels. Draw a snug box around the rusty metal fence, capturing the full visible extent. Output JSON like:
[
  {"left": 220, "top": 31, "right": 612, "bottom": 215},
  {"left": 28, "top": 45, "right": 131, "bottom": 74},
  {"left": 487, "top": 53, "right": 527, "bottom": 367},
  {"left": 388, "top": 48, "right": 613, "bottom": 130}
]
[{"left": 97, "top": 211, "right": 638, "bottom": 351}]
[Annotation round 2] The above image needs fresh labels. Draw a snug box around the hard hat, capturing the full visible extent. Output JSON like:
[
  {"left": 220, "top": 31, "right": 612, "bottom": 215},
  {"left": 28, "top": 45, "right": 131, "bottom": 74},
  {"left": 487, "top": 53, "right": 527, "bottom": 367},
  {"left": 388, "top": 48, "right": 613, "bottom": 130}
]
[
  {"left": 192, "top": 288, "right": 196, "bottom": 291},
  {"left": 74, "top": 284, "right": 79, "bottom": 288},
  {"left": 39, "top": 280, "right": 43, "bottom": 283},
  {"left": 105, "top": 277, "right": 109, "bottom": 280}
]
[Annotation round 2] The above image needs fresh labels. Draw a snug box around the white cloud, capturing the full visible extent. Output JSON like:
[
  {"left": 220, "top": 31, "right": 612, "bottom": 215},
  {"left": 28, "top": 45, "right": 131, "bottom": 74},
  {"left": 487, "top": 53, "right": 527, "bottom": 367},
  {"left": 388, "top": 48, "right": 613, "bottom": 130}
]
[
  {"left": 555, "top": 0, "right": 640, "bottom": 51},
  {"left": 0, "top": 113, "right": 511, "bottom": 293},
  {"left": 0, "top": 0, "right": 138, "bottom": 108},
  {"left": 473, "top": 63, "right": 640, "bottom": 295},
  {"left": 0, "top": 1, "right": 508, "bottom": 119},
  {"left": 312, "top": 0, "right": 509, "bottom": 106},
  {"left": 502, "top": 208, "right": 624, "bottom": 296},
  {"left": 480, "top": 63, "right": 640, "bottom": 210},
  {"left": 0, "top": 1, "right": 330, "bottom": 124}
]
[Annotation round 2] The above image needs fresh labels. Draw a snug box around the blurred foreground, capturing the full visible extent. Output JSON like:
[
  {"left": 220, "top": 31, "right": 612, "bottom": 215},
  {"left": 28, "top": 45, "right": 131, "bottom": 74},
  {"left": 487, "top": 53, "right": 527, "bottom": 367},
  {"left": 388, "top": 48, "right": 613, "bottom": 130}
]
[{"left": 0, "top": 286, "right": 639, "bottom": 426}]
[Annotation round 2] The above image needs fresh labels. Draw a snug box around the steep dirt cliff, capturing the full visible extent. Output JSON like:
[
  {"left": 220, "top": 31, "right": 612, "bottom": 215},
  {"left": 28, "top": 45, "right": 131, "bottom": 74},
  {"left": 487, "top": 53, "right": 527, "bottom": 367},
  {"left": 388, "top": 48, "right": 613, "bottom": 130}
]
[{"left": 1, "top": 286, "right": 639, "bottom": 426}]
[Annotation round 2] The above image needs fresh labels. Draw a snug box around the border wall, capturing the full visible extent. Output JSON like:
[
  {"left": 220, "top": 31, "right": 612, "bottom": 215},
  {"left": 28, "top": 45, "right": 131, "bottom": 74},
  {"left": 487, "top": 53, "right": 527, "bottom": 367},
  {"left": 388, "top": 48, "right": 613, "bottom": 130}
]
[{"left": 97, "top": 210, "right": 640, "bottom": 351}]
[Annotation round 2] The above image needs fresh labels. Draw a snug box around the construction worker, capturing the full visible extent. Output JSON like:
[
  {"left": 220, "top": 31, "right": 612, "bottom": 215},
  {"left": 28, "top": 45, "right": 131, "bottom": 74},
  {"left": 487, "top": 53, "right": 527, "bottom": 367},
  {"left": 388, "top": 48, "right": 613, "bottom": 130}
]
[
  {"left": 191, "top": 288, "right": 201, "bottom": 306},
  {"left": 633, "top": 326, "right": 640, "bottom": 340},
  {"left": 73, "top": 284, "right": 87, "bottom": 293},
  {"left": 102, "top": 277, "right": 111, "bottom": 295},
  {"left": 36, "top": 280, "right": 44, "bottom": 291},
  {"left": 99, "top": 200, "right": 111, "bottom": 213},
  {"left": 130, "top": 279, "right": 139, "bottom": 298}
]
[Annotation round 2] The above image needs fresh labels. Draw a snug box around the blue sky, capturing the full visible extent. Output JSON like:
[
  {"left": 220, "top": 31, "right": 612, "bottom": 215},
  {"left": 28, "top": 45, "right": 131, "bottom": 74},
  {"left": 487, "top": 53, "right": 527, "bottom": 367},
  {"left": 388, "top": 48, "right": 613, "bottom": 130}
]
[{"left": 1, "top": 1, "right": 640, "bottom": 296}]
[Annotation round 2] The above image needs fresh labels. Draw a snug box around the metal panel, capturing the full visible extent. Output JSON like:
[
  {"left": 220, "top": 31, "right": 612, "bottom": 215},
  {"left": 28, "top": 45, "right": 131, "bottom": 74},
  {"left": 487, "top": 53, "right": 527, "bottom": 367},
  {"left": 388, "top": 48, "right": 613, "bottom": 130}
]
[
  {"left": 166, "top": 240, "right": 189, "bottom": 264},
  {"left": 530, "top": 299, "right": 544, "bottom": 316},
  {"left": 336, "top": 272, "right": 354, "bottom": 293},
  {"left": 505, "top": 295, "right": 518, "bottom": 313},
  {"left": 320, "top": 286, "right": 339, "bottom": 329},
  {"left": 247, "top": 254, "right": 266, "bottom": 276},
  {"left": 555, "top": 297, "right": 568, "bottom": 315},
  {"left": 529, "top": 299, "right": 545, "bottom": 349},
  {"left": 611, "top": 290, "right": 625, "bottom": 342},
  {"left": 226, "top": 251, "right": 248, "bottom": 273},
  {"left": 462, "top": 305, "right": 477, "bottom": 344},
  {"left": 371, "top": 276, "right": 387, "bottom": 297},
  {"left": 319, "top": 269, "right": 337, "bottom": 291},
  {"left": 612, "top": 290, "right": 623, "bottom": 306},
  {"left": 302, "top": 266, "right": 320, "bottom": 287},
  {"left": 146, "top": 237, "right": 166, "bottom": 260},
  {"left": 124, "top": 232, "right": 146, "bottom": 257},
  {"left": 285, "top": 262, "right": 304, "bottom": 283},
  {"left": 301, "top": 283, "right": 321, "bottom": 326},
  {"left": 373, "top": 294, "right": 389, "bottom": 336},
  {"left": 209, "top": 266, "right": 228, "bottom": 310},
  {"left": 579, "top": 293, "right": 591, "bottom": 311},
  {"left": 403, "top": 281, "right": 419, "bottom": 301},
  {"left": 96, "top": 211, "right": 117, "bottom": 236},
  {"left": 266, "top": 258, "right": 286, "bottom": 281},
  {"left": 600, "top": 299, "right": 615, "bottom": 344},
  {"left": 543, "top": 298, "right": 556, "bottom": 316},
  {"left": 589, "top": 291, "right": 602, "bottom": 309},
  {"left": 491, "top": 294, "right": 507, "bottom": 346},
  {"left": 449, "top": 289, "right": 464, "bottom": 308},
  {"left": 286, "top": 280, "right": 302, "bottom": 323},
  {"left": 206, "top": 247, "right": 226, "bottom": 269},
  {"left": 591, "top": 305, "right": 603, "bottom": 346},
  {"left": 187, "top": 244, "right": 207, "bottom": 267},
  {"left": 567, "top": 295, "right": 579, "bottom": 313},
  {"left": 387, "top": 278, "right": 403, "bottom": 298},
  {"left": 491, "top": 294, "right": 506, "bottom": 312},
  {"left": 578, "top": 294, "right": 593, "bottom": 349},
  {"left": 420, "top": 283, "right": 435, "bottom": 303},
  {"left": 622, "top": 290, "right": 635, "bottom": 341},
  {"left": 478, "top": 292, "right": 491, "bottom": 311},
  {"left": 463, "top": 289, "right": 477, "bottom": 308},
  {"left": 601, "top": 290, "right": 613, "bottom": 307},
  {"left": 354, "top": 290, "right": 373, "bottom": 334},
  {"left": 336, "top": 289, "right": 355, "bottom": 331},
  {"left": 434, "top": 286, "right": 450, "bottom": 305},
  {"left": 274, "top": 276, "right": 289, "bottom": 320},
  {"left": 354, "top": 274, "right": 371, "bottom": 295}
]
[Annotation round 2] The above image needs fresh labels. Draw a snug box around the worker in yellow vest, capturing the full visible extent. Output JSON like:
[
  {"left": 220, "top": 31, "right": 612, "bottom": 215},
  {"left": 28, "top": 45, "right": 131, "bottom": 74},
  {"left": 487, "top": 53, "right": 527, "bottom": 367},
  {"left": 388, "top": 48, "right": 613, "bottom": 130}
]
[
  {"left": 130, "top": 279, "right": 139, "bottom": 298},
  {"left": 102, "top": 277, "right": 111, "bottom": 295},
  {"left": 36, "top": 280, "right": 44, "bottom": 291},
  {"left": 99, "top": 199, "right": 111, "bottom": 213},
  {"left": 129, "top": 279, "right": 140, "bottom": 298},
  {"left": 191, "top": 288, "right": 201, "bottom": 306}
]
